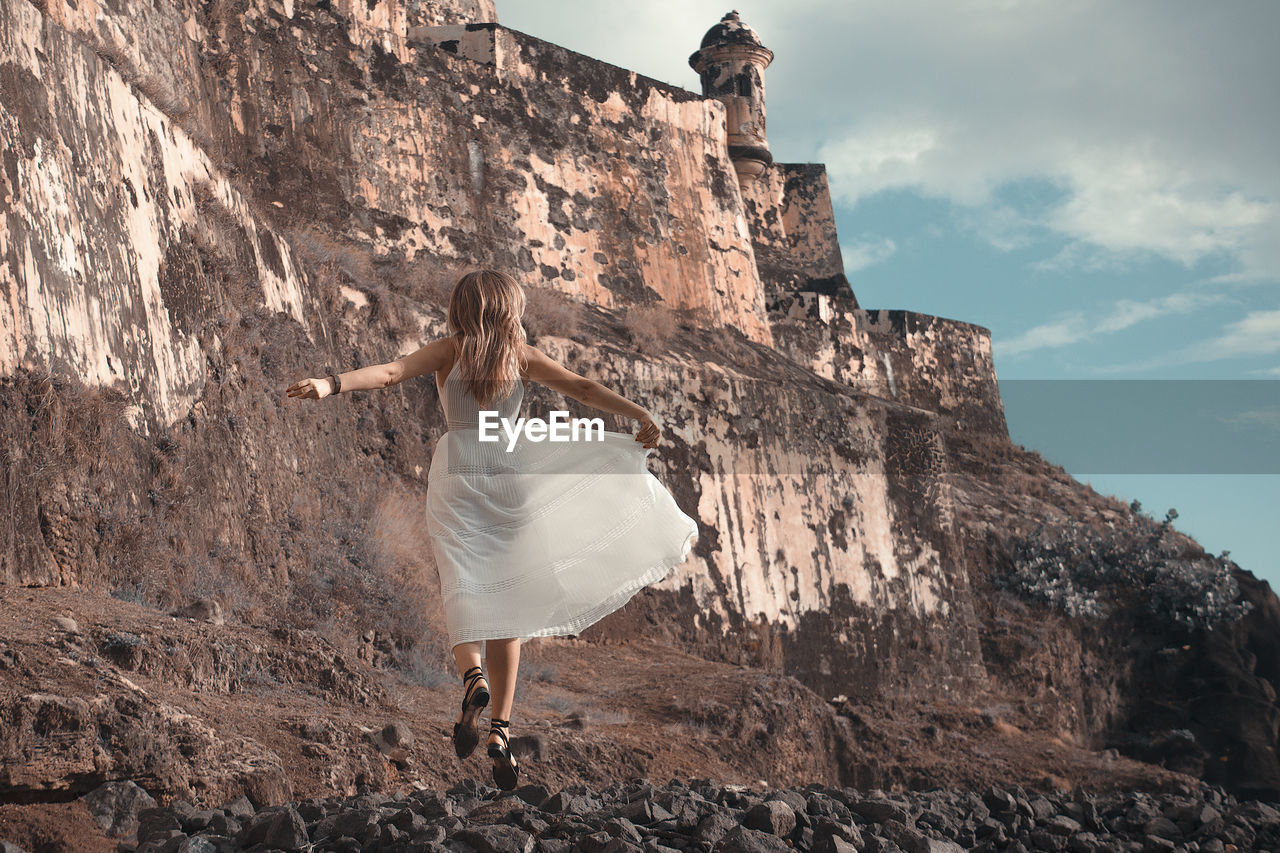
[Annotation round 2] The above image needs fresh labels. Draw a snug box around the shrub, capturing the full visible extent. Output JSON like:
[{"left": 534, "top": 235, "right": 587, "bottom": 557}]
[
  {"left": 623, "top": 304, "right": 677, "bottom": 354},
  {"left": 523, "top": 287, "right": 583, "bottom": 342},
  {"left": 994, "top": 511, "right": 1252, "bottom": 631}
]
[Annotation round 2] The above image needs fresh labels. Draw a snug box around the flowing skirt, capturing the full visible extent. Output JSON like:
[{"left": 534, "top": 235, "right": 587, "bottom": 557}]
[{"left": 426, "top": 428, "right": 699, "bottom": 648}]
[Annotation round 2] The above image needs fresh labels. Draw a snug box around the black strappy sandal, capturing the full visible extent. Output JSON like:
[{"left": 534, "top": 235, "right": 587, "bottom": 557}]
[
  {"left": 452, "top": 665, "right": 490, "bottom": 759},
  {"left": 487, "top": 718, "right": 520, "bottom": 790}
]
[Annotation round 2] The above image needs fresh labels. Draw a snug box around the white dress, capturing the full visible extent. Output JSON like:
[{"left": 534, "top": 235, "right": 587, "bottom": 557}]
[{"left": 426, "top": 358, "right": 699, "bottom": 648}]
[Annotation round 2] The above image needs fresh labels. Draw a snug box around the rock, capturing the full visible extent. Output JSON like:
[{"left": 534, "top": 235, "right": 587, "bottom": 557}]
[
  {"left": 455, "top": 824, "right": 537, "bottom": 853},
  {"left": 136, "top": 807, "right": 183, "bottom": 846},
  {"left": 982, "top": 786, "right": 1018, "bottom": 816},
  {"left": 376, "top": 721, "right": 414, "bottom": 750},
  {"left": 694, "top": 812, "right": 740, "bottom": 845},
  {"left": 811, "top": 816, "right": 863, "bottom": 853},
  {"left": 522, "top": 816, "right": 551, "bottom": 836},
  {"left": 1029, "top": 797, "right": 1056, "bottom": 820},
  {"left": 81, "top": 779, "right": 159, "bottom": 838},
  {"left": 743, "top": 802, "right": 796, "bottom": 837},
  {"left": 603, "top": 818, "right": 643, "bottom": 844},
  {"left": 601, "top": 839, "right": 644, "bottom": 853},
  {"left": 1140, "top": 833, "right": 1176, "bottom": 851},
  {"left": 218, "top": 795, "right": 256, "bottom": 820},
  {"left": 576, "top": 830, "right": 615, "bottom": 853},
  {"left": 762, "top": 790, "right": 807, "bottom": 815},
  {"left": 172, "top": 598, "right": 224, "bottom": 624},
  {"left": 1029, "top": 828, "right": 1067, "bottom": 851},
  {"left": 52, "top": 615, "right": 80, "bottom": 633},
  {"left": 205, "top": 813, "right": 241, "bottom": 838},
  {"left": 804, "top": 793, "right": 851, "bottom": 822},
  {"left": 818, "top": 837, "right": 858, "bottom": 853},
  {"left": 850, "top": 799, "right": 911, "bottom": 825},
  {"left": 236, "top": 805, "right": 309, "bottom": 851},
  {"left": 136, "top": 828, "right": 184, "bottom": 852},
  {"left": 539, "top": 840, "right": 574, "bottom": 853},
  {"left": 99, "top": 631, "right": 147, "bottom": 670},
  {"left": 379, "top": 823, "right": 409, "bottom": 847},
  {"left": 0, "top": 841, "right": 30, "bottom": 853},
  {"left": 1045, "top": 814, "right": 1083, "bottom": 835},
  {"left": 179, "top": 808, "right": 217, "bottom": 833},
  {"left": 516, "top": 784, "right": 553, "bottom": 809},
  {"left": 924, "top": 839, "right": 965, "bottom": 853},
  {"left": 711, "top": 825, "right": 791, "bottom": 853},
  {"left": 174, "top": 838, "right": 222, "bottom": 853},
  {"left": 541, "top": 792, "right": 601, "bottom": 816},
  {"left": 878, "top": 818, "right": 928, "bottom": 853},
  {"left": 1142, "top": 816, "right": 1181, "bottom": 840},
  {"left": 411, "top": 790, "right": 454, "bottom": 819},
  {"left": 313, "top": 807, "right": 381, "bottom": 843},
  {"left": 1226, "top": 800, "right": 1280, "bottom": 827},
  {"left": 323, "top": 838, "right": 363, "bottom": 853}
]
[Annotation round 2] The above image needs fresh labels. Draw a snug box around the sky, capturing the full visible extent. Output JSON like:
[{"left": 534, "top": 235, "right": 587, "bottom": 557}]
[{"left": 496, "top": 0, "right": 1280, "bottom": 590}]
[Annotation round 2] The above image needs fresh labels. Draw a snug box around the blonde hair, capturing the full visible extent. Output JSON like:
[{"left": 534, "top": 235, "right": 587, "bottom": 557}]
[{"left": 447, "top": 269, "right": 528, "bottom": 408}]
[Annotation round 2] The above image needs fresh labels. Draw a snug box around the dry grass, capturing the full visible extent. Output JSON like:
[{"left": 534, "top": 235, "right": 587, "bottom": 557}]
[
  {"left": 284, "top": 223, "right": 380, "bottom": 291},
  {"left": 622, "top": 302, "right": 715, "bottom": 354},
  {"left": 89, "top": 36, "right": 192, "bottom": 121},
  {"left": 623, "top": 303, "right": 677, "bottom": 354},
  {"left": 523, "top": 286, "right": 584, "bottom": 342},
  {"left": 399, "top": 261, "right": 464, "bottom": 309}
]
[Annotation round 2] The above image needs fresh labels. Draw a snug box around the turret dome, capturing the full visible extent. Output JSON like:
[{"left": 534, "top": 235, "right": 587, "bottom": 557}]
[{"left": 698, "top": 10, "right": 765, "bottom": 50}]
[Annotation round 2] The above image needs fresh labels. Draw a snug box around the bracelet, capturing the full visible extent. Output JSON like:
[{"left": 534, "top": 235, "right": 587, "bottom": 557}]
[{"left": 328, "top": 373, "right": 342, "bottom": 395}]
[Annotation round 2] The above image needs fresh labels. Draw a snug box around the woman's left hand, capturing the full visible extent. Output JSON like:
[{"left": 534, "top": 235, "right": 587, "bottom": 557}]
[{"left": 286, "top": 377, "right": 333, "bottom": 400}]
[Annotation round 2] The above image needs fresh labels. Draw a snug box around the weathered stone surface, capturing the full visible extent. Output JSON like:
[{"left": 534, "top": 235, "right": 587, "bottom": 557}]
[
  {"left": 455, "top": 824, "right": 536, "bottom": 853},
  {"left": 711, "top": 824, "right": 791, "bottom": 853},
  {"left": 81, "top": 779, "right": 159, "bottom": 838},
  {"left": 236, "top": 804, "right": 309, "bottom": 850},
  {"left": 742, "top": 801, "right": 795, "bottom": 837}
]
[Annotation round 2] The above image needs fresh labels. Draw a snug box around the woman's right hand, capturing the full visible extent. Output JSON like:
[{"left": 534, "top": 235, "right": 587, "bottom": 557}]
[{"left": 635, "top": 414, "right": 661, "bottom": 449}]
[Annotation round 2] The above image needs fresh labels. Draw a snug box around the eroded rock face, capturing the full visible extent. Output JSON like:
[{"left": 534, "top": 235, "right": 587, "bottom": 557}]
[
  {"left": 3, "top": 0, "right": 1279, "bottom": 803},
  {"left": 0, "top": 0, "right": 991, "bottom": 704}
]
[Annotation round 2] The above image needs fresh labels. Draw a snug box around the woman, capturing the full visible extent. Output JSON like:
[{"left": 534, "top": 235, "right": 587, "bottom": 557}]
[{"left": 286, "top": 269, "right": 698, "bottom": 790}]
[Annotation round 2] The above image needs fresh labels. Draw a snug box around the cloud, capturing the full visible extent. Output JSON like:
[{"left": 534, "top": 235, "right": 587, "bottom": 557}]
[
  {"left": 841, "top": 235, "right": 898, "bottom": 273},
  {"left": 996, "top": 290, "right": 1228, "bottom": 358},
  {"left": 1185, "top": 309, "right": 1280, "bottom": 361},
  {"left": 1091, "top": 307, "right": 1280, "bottom": 373},
  {"left": 1040, "top": 151, "right": 1277, "bottom": 271},
  {"left": 1218, "top": 409, "right": 1280, "bottom": 432}
]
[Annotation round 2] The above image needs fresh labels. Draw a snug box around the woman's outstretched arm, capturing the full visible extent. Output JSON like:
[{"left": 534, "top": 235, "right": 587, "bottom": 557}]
[
  {"left": 521, "top": 344, "right": 662, "bottom": 448},
  {"left": 285, "top": 337, "right": 455, "bottom": 399}
]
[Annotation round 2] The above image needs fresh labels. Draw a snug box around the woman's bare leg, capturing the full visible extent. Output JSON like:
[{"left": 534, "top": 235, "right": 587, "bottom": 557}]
[
  {"left": 452, "top": 641, "right": 486, "bottom": 725},
  {"left": 484, "top": 637, "right": 521, "bottom": 745}
]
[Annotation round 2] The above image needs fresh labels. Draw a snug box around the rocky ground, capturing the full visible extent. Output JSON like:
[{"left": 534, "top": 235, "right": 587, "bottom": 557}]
[
  {"left": 0, "top": 585, "right": 1238, "bottom": 852},
  {"left": 5, "top": 774, "right": 1278, "bottom": 853}
]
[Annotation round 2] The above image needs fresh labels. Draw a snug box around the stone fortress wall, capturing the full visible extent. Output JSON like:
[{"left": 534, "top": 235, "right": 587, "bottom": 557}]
[{"left": 0, "top": 0, "right": 1007, "bottom": 701}]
